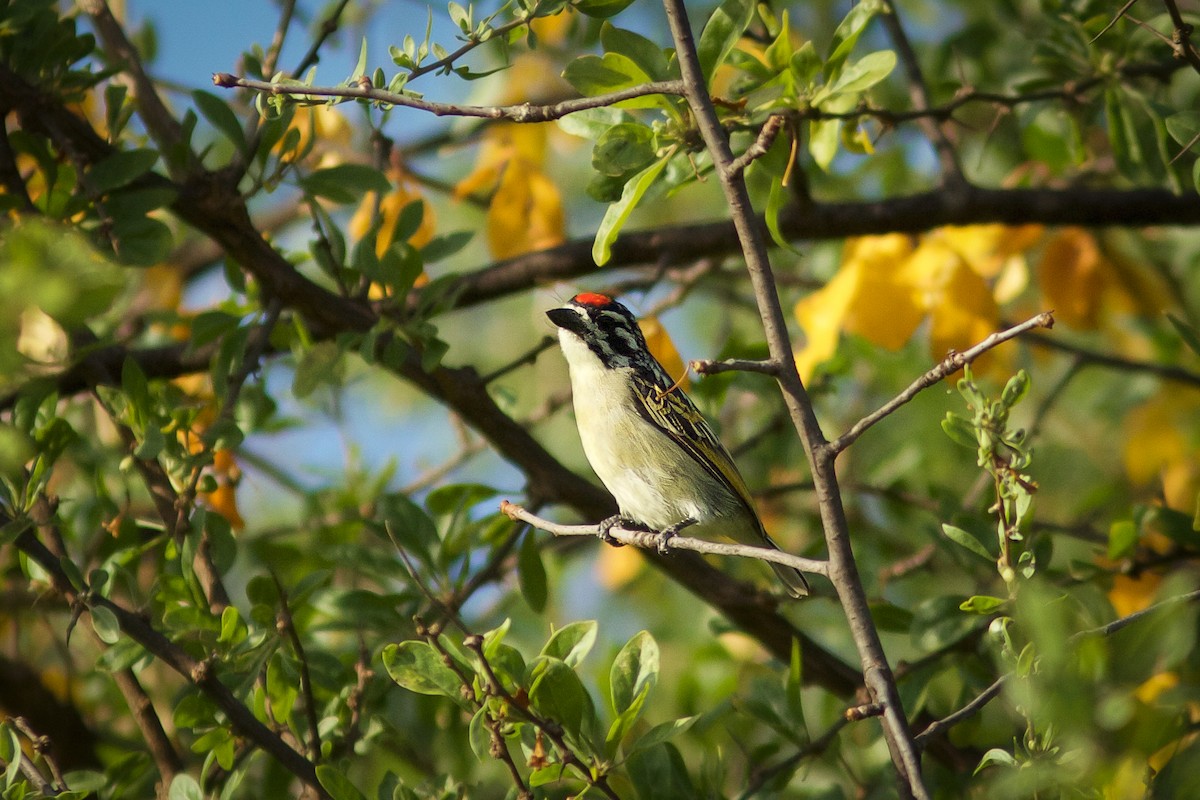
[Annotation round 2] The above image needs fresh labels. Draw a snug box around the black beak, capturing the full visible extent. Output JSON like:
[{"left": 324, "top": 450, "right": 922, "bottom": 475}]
[{"left": 546, "top": 307, "right": 583, "bottom": 334}]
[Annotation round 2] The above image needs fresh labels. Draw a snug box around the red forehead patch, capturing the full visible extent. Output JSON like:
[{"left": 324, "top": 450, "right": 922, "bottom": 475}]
[{"left": 572, "top": 292, "right": 613, "bottom": 307}]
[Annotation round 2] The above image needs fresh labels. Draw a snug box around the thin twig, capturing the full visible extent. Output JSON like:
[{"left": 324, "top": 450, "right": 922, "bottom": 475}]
[
  {"left": 831, "top": 312, "right": 1056, "bottom": 454},
  {"left": 480, "top": 336, "right": 557, "bottom": 384},
  {"left": 1024, "top": 330, "right": 1200, "bottom": 389},
  {"left": 293, "top": 0, "right": 352, "bottom": 76},
  {"left": 740, "top": 714, "right": 851, "bottom": 798},
  {"left": 274, "top": 576, "right": 323, "bottom": 762},
  {"left": 262, "top": 0, "right": 297, "bottom": 78},
  {"left": 502, "top": 501, "right": 829, "bottom": 577},
  {"left": 691, "top": 357, "right": 780, "bottom": 376},
  {"left": 1162, "top": 0, "right": 1200, "bottom": 75},
  {"left": 1073, "top": 588, "right": 1200, "bottom": 640},
  {"left": 729, "top": 115, "right": 786, "bottom": 176},
  {"left": 914, "top": 676, "right": 1006, "bottom": 748},
  {"left": 879, "top": 0, "right": 965, "bottom": 184},
  {"left": 214, "top": 73, "right": 686, "bottom": 123},
  {"left": 1091, "top": 0, "right": 1141, "bottom": 43}
]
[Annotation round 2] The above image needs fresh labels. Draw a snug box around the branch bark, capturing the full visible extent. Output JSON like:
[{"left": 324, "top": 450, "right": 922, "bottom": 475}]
[{"left": 660, "top": 0, "right": 929, "bottom": 795}]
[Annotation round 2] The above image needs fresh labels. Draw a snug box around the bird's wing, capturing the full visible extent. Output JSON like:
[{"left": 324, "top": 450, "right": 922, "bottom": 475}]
[{"left": 627, "top": 368, "right": 759, "bottom": 519}]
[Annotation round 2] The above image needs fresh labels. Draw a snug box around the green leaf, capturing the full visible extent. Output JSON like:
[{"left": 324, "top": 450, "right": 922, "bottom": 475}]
[
  {"left": 601, "top": 23, "right": 670, "bottom": 82},
  {"left": 808, "top": 118, "right": 840, "bottom": 171},
  {"left": 299, "top": 164, "right": 391, "bottom": 204},
  {"left": 626, "top": 742, "right": 696, "bottom": 800},
  {"left": 574, "top": 0, "right": 636, "bottom": 19},
  {"left": 942, "top": 523, "right": 995, "bottom": 562},
  {"left": 974, "top": 747, "right": 1018, "bottom": 774},
  {"left": 959, "top": 595, "right": 1007, "bottom": 615},
  {"left": 593, "top": 122, "right": 657, "bottom": 177},
  {"left": 420, "top": 231, "right": 473, "bottom": 263},
  {"left": 193, "top": 90, "right": 247, "bottom": 153},
  {"left": 605, "top": 683, "right": 650, "bottom": 755},
  {"left": 791, "top": 41, "right": 821, "bottom": 87},
  {"left": 292, "top": 341, "right": 344, "bottom": 398},
  {"left": 528, "top": 657, "right": 593, "bottom": 741},
  {"left": 167, "top": 774, "right": 203, "bottom": 800},
  {"left": 88, "top": 148, "right": 159, "bottom": 194},
  {"left": 0, "top": 723, "right": 21, "bottom": 785},
  {"left": 1167, "top": 312, "right": 1200, "bottom": 357},
  {"left": 697, "top": 0, "right": 755, "bottom": 81},
  {"left": 941, "top": 412, "right": 977, "bottom": 448},
  {"left": 1105, "top": 87, "right": 1142, "bottom": 176},
  {"left": 826, "top": 0, "right": 883, "bottom": 77},
  {"left": 610, "top": 630, "right": 658, "bottom": 714},
  {"left": 558, "top": 107, "right": 638, "bottom": 141},
  {"left": 351, "top": 37, "right": 368, "bottom": 79},
  {"left": 593, "top": 154, "right": 671, "bottom": 265},
  {"left": 91, "top": 604, "right": 121, "bottom": 644},
  {"left": 109, "top": 214, "right": 174, "bottom": 267},
  {"left": 1165, "top": 110, "right": 1200, "bottom": 150},
  {"left": 1108, "top": 518, "right": 1139, "bottom": 560},
  {"left": 1001, "top": 369, "right": 1030, "bottom": 408},
  {"left": 828, "top": 49, "right": 896, "bottom": 95},
  {"left": 517, "top": 529, "right": 548, "bottom": 613},
  {"left": 541, "top": 620, "right": 598, "bottom": 667},
  {"left": 426, "top": 483, "right": 497, "bottom": 516},
  {"left": 563, "top": 53, "right": 657, "bottom": 107},
  {"left": 467, "top": 707, "right": 492, "bottom": 763},
  {"left": 383, "top": 641, "right": 465, "bottom": 700},
  {"left": 316, "top": 765, "right": 367, "bottom": 800},
  {"left": 631, "top": 715, "right": 699, "bottom": 753}
]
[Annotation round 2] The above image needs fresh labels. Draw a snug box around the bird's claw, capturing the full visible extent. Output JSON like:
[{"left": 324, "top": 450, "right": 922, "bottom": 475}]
[
  {"left": 656, "top": 517, "right": 698, "bottom": 554},
  {"left": 597, "top": 514, "right": 633, "bottom": 547}
]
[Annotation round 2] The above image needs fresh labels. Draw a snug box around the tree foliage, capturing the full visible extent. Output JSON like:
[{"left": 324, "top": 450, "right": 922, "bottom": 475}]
[{"left": 1, "top": 0, "right": 1199, "bottom": 797}]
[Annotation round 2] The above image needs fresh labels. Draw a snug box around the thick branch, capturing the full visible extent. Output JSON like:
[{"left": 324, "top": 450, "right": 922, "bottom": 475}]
[
  {"left": 661, "top": 1, "right": 929, "bottom": 795},
  {"left": 444, "top": 185, "right": 1200, "bottom": 310}
]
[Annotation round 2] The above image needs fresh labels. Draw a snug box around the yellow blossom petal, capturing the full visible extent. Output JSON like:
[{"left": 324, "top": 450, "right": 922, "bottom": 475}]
[{"left": 639, "top": 317, "right": 688, "bottom": 390}]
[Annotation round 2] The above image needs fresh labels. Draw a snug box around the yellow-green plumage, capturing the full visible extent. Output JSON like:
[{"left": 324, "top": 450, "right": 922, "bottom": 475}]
[{"left": 548, "top": 293, "right": 810, "bottom": 598}]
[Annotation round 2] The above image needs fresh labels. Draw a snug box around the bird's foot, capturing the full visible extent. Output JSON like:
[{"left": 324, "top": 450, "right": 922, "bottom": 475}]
[
  {"left": 597, "top": 515, "right": 643, "bottom": 547},
  {"left": 656, "top": 517, "right": 698, "bottom": 554}
]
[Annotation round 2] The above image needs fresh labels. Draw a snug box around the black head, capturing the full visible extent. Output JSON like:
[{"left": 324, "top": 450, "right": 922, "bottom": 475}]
[{"left": 547, "top": 293, "right": 650, "bottom": 370}]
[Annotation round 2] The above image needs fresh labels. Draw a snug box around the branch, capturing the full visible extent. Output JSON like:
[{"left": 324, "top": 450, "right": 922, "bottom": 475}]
[
  {"left": 501, "top": 502, "right": 830, "bottom": 578},
  {"left": 1073, "top": 587, "right": 1200, "bottom": 639},
  {"left": 80, "top": 0, "right": 192, "bottom": 177},
  {"left": 915, "top": 588, "right": 1200, "bottom": 746},
  {"left": 879, "top": 0, "right": 964, "bottom": 184},
  {"left": 213, "top": 73, "right": 686, "bottom": 123},
  {"left": 740, "top": 703, "right": 885, "bottom": 799},
  {"left": 728, "top": 114, "right": 785, "bottom": 176},
  {"left": 442, "top": 185, "right": 1200, "bottom": 312},
  {"left": 6, "top": 522, "right": 330, "bottom": 799},
  {"left": 293, "top": 0, "right": 353, "bottom": 76},
  {"left": 1024, "top": 330, "right": 1200, "bottom": 389},
  {"left": 1162, "top": 0, "right": 1200, "bottom": 75},
  {"left": 661, "top": 0, "right": 929, "bottom": 794},
  {"left": 914, "top": 676, "right": 1006, "bottom": 749},
  {"left": 831, "top": 312, "right": 1056, "bottom": 453},
  {"left": 691, "top": 357, "right": 780, "bottom": 376}
]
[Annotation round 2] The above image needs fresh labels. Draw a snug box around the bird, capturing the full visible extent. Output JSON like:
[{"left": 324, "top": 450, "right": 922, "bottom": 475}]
[{"left": 546, "top": 292, "right": 810, "bottom": 597}]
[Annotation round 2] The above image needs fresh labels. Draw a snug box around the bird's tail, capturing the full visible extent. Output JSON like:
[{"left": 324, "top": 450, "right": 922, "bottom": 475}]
[
  {"left": 770, "top": 560, "right": 810, "bottom": 598},
  {"left": 760, "top": 529, "right": 810, "bottom": 598}
]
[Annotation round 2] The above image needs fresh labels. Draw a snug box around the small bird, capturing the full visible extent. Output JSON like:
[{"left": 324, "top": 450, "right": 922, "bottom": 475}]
[{"left": 547, "top": 292, "right": 810, "bottom": 597}]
